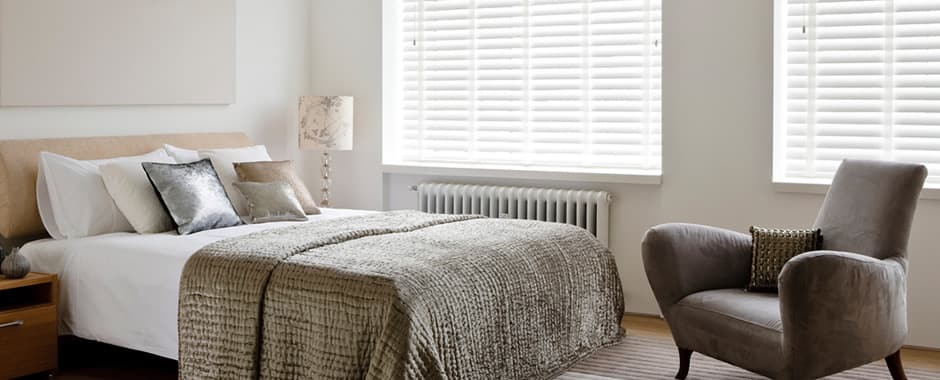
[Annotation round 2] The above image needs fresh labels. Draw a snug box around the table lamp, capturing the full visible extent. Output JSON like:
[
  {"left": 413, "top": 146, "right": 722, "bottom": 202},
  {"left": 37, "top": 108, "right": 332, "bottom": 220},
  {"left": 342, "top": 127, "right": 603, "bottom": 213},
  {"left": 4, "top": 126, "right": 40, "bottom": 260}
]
[{"left": 298, "top": 95, "right": 354, "bottom": 207}]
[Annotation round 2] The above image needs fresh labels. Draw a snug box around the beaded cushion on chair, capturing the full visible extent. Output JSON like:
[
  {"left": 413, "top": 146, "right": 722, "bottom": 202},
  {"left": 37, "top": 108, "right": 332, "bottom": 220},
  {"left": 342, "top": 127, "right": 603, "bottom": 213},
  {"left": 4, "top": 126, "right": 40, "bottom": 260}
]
[{"left": 747, "top": 226, "right": 823, "bottom": 292}]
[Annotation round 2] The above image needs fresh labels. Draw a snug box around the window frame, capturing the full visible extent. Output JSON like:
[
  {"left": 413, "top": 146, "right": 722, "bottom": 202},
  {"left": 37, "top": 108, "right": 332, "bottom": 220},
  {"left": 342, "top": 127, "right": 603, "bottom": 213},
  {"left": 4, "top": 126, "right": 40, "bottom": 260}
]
[
  {"left": 381, "top": 0, "right": 662, "bottom": 184},
  {"left": 772, "top": 0, "right": 793, "bottom": 188},
  {"left": 773, "top": 0, "right": 834, "bottom": 189},
  {"left": 772, "top": 0, "right": 940, "bottom": 195}
]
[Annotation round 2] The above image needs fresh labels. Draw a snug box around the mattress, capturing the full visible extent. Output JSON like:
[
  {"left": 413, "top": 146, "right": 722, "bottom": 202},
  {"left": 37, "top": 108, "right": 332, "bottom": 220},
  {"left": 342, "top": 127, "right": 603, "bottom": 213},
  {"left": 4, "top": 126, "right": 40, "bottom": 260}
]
[{"left": 19, "top": 208, "right": 374, "bottom": 359}]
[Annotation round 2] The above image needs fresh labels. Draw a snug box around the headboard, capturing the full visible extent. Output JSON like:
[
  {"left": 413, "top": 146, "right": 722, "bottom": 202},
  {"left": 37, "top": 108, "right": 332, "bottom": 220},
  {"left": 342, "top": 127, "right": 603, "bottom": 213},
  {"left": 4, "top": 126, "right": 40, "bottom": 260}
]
[{"left": 0, "top": 132, "right": 253, "bottom": 241}]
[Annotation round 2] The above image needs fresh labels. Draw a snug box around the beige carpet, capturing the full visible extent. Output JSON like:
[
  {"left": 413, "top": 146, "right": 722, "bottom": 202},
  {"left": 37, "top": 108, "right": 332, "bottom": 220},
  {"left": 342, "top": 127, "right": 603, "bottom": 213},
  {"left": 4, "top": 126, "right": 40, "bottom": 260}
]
[{"left": 559, "top": 335, "right": 940, "bottom": 379}]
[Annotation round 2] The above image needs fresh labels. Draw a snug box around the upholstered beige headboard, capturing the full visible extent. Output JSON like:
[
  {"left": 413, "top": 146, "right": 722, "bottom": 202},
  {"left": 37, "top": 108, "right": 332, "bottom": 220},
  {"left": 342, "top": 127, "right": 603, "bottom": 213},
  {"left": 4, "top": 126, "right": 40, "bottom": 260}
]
[{"left": 0, "top": 133, "right": 253, "bottom": 240}]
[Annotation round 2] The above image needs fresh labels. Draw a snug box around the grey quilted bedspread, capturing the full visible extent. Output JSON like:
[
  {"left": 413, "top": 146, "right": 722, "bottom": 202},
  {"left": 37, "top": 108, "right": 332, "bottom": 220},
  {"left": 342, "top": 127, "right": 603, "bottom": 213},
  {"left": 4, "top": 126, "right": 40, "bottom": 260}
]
[{"left": 178, "top": 210, "right": 624, "bottom": 380}]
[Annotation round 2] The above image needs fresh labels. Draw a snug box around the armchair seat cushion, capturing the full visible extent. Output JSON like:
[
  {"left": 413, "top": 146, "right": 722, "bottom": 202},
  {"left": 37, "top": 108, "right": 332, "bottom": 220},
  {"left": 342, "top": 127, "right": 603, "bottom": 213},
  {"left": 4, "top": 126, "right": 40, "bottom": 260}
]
[
  {"left": 671, "top": 289, "right": 785, "bottom": 376},
  {"left": 678, "top": 289, "right": 783, "bottom": 332}
]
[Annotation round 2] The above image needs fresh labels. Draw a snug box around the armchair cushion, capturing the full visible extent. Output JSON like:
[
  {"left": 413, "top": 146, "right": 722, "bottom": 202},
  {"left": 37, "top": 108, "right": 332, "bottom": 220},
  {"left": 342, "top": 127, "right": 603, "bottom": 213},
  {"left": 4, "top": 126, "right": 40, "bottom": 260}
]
[
  {"left": 671, "top": 289, "right": 785, "bottom": 376},
  {"left": 747, "top": 226, "right": 822, "bottom": 292},
  {"left": 678, "top": 289, "right": 782, "bottom": 332}
]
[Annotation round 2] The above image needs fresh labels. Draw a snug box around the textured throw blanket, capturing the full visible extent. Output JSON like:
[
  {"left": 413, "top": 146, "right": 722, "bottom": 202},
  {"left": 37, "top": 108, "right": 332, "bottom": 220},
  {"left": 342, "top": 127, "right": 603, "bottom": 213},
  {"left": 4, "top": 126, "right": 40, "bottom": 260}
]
[{"left": 179, "top": 211, "right": 624, "bottom": 380}]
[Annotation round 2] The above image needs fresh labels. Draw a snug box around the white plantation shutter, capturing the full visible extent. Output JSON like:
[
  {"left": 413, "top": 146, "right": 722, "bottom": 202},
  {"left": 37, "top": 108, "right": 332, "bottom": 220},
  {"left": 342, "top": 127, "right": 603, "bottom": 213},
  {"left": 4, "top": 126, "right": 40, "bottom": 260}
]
[
  {"left": 398, "top": 0, "right": 661, "bottom": 174},
  {"left": 778, "top": 0, "right": 940, "bottom": 185}
]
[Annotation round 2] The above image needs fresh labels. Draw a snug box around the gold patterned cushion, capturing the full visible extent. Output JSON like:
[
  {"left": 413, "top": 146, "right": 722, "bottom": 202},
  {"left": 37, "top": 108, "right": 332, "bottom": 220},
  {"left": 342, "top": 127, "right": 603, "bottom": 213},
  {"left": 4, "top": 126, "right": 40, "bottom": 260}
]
[
  {"left": 232, "top": 182, "right": 308, "bottom": 224},
  {"left": 233, "top": 160, "right": 320, "bottom": 215},
  {"left": 747, "top": 226, "right": 822, "bottom": 292}
]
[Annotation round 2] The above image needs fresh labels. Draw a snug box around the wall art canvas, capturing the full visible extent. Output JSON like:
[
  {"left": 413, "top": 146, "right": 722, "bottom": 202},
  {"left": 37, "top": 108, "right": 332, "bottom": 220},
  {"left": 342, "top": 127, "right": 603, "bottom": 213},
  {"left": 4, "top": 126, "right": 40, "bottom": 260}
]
[{"left": 0, "top": 0, "right": 235, "bottom": 106}]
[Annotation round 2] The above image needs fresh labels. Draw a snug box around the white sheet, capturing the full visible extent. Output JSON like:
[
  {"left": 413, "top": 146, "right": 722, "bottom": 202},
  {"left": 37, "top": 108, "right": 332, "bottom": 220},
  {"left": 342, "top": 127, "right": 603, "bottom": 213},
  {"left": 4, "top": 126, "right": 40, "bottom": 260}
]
[{"left": 20, "top": 208, "right": 375, "bottom": 359}]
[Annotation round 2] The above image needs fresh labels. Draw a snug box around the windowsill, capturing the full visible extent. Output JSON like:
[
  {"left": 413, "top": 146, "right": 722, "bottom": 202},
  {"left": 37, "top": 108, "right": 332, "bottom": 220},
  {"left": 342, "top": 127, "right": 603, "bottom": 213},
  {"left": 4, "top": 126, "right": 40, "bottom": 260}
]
[
  {"left": 774, "top": 180, "right": 940, "bottom": 200},
  {"left": 382, "top": 162, "right": 662, "bottom": 185}
]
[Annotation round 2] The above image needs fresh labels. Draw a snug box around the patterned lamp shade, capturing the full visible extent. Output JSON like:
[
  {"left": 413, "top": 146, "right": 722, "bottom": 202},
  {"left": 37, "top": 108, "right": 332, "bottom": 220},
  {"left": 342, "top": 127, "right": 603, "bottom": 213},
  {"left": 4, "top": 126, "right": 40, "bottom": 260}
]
[{"left": 298, "top": 96, "right": 354, "bottom": 151}]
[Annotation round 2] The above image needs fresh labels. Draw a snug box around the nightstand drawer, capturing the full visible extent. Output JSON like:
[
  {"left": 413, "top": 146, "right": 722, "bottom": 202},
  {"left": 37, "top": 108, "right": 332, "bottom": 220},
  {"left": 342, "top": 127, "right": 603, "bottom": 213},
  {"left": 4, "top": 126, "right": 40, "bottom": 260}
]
[{"left": 0, "top": 305, "right": 57, "bottom": 379}]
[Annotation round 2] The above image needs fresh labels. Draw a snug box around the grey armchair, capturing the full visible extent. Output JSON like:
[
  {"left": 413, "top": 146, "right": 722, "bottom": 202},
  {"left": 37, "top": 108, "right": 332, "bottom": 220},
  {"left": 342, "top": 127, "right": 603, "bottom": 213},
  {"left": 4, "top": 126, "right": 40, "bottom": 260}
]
[{"left": 642, "top": 160, "right": 927, "bottom": 380}]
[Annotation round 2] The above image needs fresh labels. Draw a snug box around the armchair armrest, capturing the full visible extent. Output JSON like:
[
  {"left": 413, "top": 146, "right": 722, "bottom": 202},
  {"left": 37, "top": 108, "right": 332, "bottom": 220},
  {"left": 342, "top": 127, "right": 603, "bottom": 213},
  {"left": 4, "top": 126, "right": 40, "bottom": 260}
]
[
  {"left": 641, "top": 223, "right": 752, "bottom": 312},
  {"left": 779, "top": 251, "right": 907, "bottom": 377}
]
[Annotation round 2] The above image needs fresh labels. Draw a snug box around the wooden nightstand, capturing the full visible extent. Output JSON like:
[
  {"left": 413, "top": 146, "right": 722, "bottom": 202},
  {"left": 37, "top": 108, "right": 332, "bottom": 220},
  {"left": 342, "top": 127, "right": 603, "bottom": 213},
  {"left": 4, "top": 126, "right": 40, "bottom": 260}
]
[{"left": 0, "top": 273, "right": 58, "bottom": 379}]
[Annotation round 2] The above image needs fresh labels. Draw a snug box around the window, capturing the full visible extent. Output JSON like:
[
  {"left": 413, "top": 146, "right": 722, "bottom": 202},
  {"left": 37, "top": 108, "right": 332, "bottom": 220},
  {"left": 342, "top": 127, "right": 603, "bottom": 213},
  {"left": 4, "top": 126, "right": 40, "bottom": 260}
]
[
  {"left": 774, "top": 0, "right": 940, "bottom": 186},
  {"left": 383, "top": 0, "right": 661, "bottom": 177}
]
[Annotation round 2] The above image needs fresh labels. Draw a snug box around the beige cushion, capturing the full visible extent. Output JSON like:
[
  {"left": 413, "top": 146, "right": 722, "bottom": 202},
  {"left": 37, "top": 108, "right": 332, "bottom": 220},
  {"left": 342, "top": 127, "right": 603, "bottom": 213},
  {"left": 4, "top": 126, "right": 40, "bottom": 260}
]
[
  {"left": 0, "top": 133, "right": 252, "bottom": 240},
  {"left": 198, "top": 145, "right": 272, "bottom": 216},
  {"left": 233, "top": 181, "right": 307, "bottom": 224},
  {"left": 234, "top": 160, "right": 320, "bottom": 215},
  {"left": 100, "top": 153, "right": 177, "bottom": 234}
]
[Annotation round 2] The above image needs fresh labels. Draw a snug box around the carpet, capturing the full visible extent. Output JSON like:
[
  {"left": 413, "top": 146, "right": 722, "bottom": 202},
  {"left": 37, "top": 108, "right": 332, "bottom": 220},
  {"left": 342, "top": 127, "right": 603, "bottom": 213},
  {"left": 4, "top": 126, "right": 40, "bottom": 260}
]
[
  {"left": 559, "top": 335, "right": 939, "bottom": 379},
  {"left": 38, "top": 335, "right": 940, "bottom": 379}
]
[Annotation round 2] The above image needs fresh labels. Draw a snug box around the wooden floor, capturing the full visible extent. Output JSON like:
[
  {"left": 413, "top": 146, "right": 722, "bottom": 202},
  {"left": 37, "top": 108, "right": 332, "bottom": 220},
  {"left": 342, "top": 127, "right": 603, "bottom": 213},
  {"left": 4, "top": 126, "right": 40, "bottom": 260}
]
[
  {"left": 621, "top": 314, "right": 940, "bottom": 372},
  {"left": 19, "top": 315, "right": 940, "bottom": 379},
  {"left": 22, "top": 337, "right": 177, "bottom": 380}
]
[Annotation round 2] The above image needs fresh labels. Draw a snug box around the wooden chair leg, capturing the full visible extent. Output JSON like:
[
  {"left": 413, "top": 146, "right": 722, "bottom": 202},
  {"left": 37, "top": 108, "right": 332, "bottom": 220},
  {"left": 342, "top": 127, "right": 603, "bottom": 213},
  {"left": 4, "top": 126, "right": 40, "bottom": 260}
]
[
  {"left": 885, "top": 350, "right": 907, "bottom": 380},
  {"left": 676, "top": 348, "right": 692, "bottom": 379}
]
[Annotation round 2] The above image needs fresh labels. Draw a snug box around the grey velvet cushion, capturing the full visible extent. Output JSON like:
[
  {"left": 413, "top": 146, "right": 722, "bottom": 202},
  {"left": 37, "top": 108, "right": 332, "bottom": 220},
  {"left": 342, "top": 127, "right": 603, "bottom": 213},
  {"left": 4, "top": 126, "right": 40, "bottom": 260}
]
[
  {"left": 747, "top": 226, "right": 821, "bottom": 292},
  {"left": 232, "top": 181, "right": 307, "bottom": 224},
  {"left": 142, "top": 159, "right": 242, "bottom": 235}
]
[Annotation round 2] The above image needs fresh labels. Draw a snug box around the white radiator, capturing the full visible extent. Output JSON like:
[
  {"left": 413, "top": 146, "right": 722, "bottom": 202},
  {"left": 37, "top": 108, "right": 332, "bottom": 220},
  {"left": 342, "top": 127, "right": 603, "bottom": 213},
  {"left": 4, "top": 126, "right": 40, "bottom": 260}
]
[{"left": 416, "top": 183, "right": 611, "bottom": 246}]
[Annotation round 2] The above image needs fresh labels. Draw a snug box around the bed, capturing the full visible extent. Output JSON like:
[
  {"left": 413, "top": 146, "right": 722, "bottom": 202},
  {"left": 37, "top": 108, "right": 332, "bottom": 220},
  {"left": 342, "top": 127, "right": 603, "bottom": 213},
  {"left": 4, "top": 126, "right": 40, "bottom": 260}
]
[
  {"left": 1, "top": 133, "right": 624, "bottom": 380},
  {"left": 20, "top": 208, "right": 375, "bottom": 359}
]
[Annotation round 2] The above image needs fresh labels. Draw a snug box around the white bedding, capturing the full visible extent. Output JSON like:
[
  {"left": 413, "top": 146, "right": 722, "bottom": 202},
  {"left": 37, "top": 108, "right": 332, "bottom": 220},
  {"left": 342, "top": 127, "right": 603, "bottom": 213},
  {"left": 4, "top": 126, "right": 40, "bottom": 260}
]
[{"left": 20, "top": 208, "right": 375, "bottom": 359}]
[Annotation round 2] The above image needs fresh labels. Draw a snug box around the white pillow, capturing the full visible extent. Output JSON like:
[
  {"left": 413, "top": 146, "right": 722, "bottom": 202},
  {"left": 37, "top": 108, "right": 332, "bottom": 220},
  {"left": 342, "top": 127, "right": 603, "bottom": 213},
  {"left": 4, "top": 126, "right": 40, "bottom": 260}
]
[
  {"left": 37, "top": 150, "right": 169, "bottom": 239},
  {"left": 198, "top": 145, "right": 272, "bottom": 215},
  {"left": 163, "top": 144, "right": 200, "bottom": 163},
  {"left": 35, "top": 164, "right": 64, "bottom": 240},
  {"left": 100, "top": 153, "right": 176, "bottom": 234}
]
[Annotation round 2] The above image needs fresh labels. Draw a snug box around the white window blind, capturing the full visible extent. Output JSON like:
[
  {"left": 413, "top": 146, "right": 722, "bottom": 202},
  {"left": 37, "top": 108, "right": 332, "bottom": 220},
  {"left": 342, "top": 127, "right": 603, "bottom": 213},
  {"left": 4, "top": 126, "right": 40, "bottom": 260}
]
[
  {"left": 394, "top": 0, "right": 661, "bottom": 175},
  {"left": 777, "top": 0, "right": 940, "bottom": 185}
]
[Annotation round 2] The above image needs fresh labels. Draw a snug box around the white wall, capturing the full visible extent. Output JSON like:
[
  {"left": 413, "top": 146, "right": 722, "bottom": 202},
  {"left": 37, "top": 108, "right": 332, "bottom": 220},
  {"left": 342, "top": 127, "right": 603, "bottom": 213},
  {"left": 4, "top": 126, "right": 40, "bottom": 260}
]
[
  {"left": 0, "top": 0, "right": 311, "bottom": 162},
  {"left": 315, "top": 0, "right": 940, "bottom": 348},
  {"left": 309, "top": 0, "right": 384, "bottom": 210}
]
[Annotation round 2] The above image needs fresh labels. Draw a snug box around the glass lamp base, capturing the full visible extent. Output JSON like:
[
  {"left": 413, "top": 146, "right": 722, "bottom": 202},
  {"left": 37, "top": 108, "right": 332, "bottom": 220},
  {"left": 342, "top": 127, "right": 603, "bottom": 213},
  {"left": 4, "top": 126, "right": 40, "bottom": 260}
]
[{"left": 320, "top": 152, "right": 331, "bottom": 207}]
